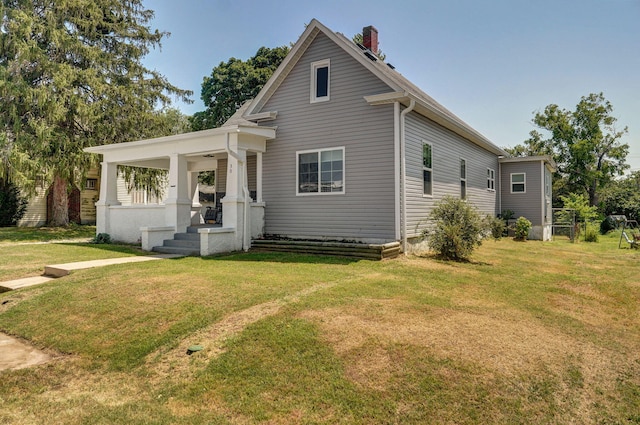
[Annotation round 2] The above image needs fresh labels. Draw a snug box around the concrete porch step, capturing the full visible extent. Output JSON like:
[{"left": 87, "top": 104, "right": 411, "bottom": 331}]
[
  {"left": 174, "top": 232, "right": 200, "bottom": 241},
  {"left": 152, "top": 245, "right": 200, "bottom": 256},
  {"left": 151, "top": 230, "right": 203, "bottom": 256},
  {"left": 163, "top": 239, "right": 200, "bottom": 249}
]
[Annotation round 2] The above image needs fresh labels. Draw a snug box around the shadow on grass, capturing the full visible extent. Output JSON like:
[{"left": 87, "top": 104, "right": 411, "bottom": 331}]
[
  {"left": 416, "top": 252, "right": 492, "bottom": 267},
  {"left": 199, "top": 251, "right": 363, "bottom": 265},
  {"left": 54, "top": 242, "right": 148, "bottom": 256}
]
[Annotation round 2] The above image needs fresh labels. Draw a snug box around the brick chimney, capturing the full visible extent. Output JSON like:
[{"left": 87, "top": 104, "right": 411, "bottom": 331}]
[{"left": 363, "top": 25, "right": 378, "bottom": 54}]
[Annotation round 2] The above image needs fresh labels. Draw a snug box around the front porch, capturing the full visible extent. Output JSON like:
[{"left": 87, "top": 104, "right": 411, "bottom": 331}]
[{"left": 85, "top": 122, "right": 275, "bottom": 256}]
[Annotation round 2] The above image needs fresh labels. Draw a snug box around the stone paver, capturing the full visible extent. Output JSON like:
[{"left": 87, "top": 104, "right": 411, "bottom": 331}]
[
  {"left": 43, "top": 254, "right": 183, "bottom": 277},
  {"left": 0, "top": 276, "right": 55, "bottom": 292}
]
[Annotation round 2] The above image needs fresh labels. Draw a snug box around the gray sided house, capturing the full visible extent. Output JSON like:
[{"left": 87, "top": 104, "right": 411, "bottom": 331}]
[
  {"left": 500, "top": 156, "right": 556, "bottom": 241},
  {"left": 85, "top": 19, "right": 553, "bottom": 257}
]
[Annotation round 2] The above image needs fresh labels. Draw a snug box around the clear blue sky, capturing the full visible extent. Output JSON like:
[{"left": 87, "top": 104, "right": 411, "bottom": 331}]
[{"left": 143, "top": 0, "right": 640, "bottom": 171}]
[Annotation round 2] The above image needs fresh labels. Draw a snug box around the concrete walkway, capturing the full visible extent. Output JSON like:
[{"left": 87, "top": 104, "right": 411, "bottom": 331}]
[
  {"left": 0, "top": 253, "right": 184, "bottom": 370},
  {"left": 0, "top": 253, "right": 183, "bottom": 292}
]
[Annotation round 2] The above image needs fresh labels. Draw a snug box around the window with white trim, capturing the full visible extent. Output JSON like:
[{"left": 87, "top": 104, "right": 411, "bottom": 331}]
[
  {"left": 460, "top": 158, "right": 467, "bottom": 199},
  {"left": 422, "top": 142, "right": 433, "bottom": 196},
  {"left": 310, "top": 59, "right": 330, "bottom": 103},
  {"left": 511, "top": 173, "right": 526, "bottom": 193},
  {"left": 487, "top": 168, "right": 495, "bottom": 191},
  {"left": 85, "top": 178, "right": 97, "bottom": 190},
  {"left": 297, "top": 147, "right": 344, "bottom": 194}
]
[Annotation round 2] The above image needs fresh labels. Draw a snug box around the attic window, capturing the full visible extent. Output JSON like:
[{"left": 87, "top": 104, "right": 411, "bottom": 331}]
[{"left": 311, "top": 59, "right": 330, "bottom": 103}]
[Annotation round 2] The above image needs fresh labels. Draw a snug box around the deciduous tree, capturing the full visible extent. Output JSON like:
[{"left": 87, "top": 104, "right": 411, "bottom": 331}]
[
  {"left": 0, "top": 0, "right": 191, "bottom": 225},
  {"left": 191, "top": 46, "right": 289, "bottom": 131},
  {"left": 505, "top": 93, "right": 629, "bottom": 206}
]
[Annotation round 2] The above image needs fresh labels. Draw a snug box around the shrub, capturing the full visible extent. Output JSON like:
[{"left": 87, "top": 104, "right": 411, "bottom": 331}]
[
  {"left": 425, "top": 196, "right": 486, "bottom": 260},
  {"left": 600, "top": 216, "right": 616, "bottom": 235},
  {"left": 513, "top": 216, "right": 532, "bottom": 241},
  {"left": 584, "top": 223, "right": 599, "bottom": 242},
  {"left": 93, "top": 233, "right": 111, "bottom": 244},
  {"left": 0, "top": 180, "right": 28, "bottom": 226},
  {"left": 486, "top": 215, "right": 505, "bottom": 241}
]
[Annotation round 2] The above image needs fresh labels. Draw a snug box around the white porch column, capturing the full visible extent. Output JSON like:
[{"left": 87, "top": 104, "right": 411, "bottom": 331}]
[
  {"left": 165, "top": 153, "right": 191, "bottom": 233},
  {"left": 95, "top": 161, "right": 120, "bottom": 235},
  {"left": 189, "top": 171, "right": 203, "bottom": 225},
  {"left": 221, "top": 142, "right": 246, "bottom": 230},
  {"left": 256, "top": 151, "right": 263, "bottom": 203}
]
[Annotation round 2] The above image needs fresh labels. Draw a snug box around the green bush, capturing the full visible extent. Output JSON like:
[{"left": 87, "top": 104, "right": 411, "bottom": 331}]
[
  {"left": 424, "top": 196, "right": 486, "bottom": 260},
  {"left": 585, "top": 223, "right": 599, "bottom": 242},
  {"left": 600, "top": 216, "right": 616, "bottom": 235},
  {"left": 486, "top": 215, "right": 505, "bottom": 241},
  {"left": 514, "top": 216, "right": 532, "bottom": 241},
  {"left": 93, "top": 233, "right": 111, "bottom": 244},
  {"left": 0, "top": 180, "right": 28, "bottom": 226}
]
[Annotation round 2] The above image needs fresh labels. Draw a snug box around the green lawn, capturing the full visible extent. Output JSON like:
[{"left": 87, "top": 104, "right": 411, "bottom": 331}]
[
  {"left": 0, "top": 233, "right": 638, "bottom": 424},
  {"left": 0, "top": 225, "right": 97, "bottom": 243}
]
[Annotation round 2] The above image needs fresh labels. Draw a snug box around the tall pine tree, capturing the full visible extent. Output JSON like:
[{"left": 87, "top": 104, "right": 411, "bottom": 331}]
[{"left": 0, "top": 0, "right": 191, "bottom": 225}]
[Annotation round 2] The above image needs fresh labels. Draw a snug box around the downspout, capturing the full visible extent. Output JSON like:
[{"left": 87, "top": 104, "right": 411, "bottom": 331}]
[
  {"left": 498, "top": 158, "right": 502, "bottom": 216},
  {"left": 393, "top": 102, "right": 401, "bottom": 241},
  {"left": 400, "top": 99, "right": 416, "bottom": 255},
  {"left": 225, "top": 131, "right": 251, "bottom": 251}
]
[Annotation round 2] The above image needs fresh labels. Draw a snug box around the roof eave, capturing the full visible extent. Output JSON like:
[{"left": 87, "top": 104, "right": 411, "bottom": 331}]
[{"left": 365, "top": 92, "right": 508, "bottom": 157}]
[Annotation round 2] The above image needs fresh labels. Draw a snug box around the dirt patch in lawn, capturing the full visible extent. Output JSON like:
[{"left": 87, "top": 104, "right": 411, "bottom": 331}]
[
  {"left": 0, "top": 332, "right": 51, "bottom": 371},
  {"left": 299, "top": 299, "right": 623, "bottom": 397}
]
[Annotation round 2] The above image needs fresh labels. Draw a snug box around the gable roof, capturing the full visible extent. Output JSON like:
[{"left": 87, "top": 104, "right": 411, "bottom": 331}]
[{"left": 245, "top": 19, "right": 508, "bottom": 157}]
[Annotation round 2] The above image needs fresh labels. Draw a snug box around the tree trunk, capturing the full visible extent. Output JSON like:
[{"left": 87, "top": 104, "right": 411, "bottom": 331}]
[
  {"left": 588, "top": 179, "right": 598, "bottom": 207},
  {"left": 49, "top": 174, "right": 69, "bottom": 226}
]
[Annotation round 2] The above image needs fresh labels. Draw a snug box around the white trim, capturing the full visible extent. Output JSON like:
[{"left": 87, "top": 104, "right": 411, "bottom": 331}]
[
  {"left": 487, "top": 167, "right": 495, "bottom": 191},
  {"left": 295, "top": 146, "right": 345, "bottom": 196},
  {"left": 460, "top": 157, "right": 467, "bottom": 199},
  {"left": 310, "top": 59, "right": 330, "bottom": 103},
  {"left": 422, "top": 140, "right": 433, "bottom": 198},
  {"left": 510, "top": 172, "right": 526, "bottom": 194}
]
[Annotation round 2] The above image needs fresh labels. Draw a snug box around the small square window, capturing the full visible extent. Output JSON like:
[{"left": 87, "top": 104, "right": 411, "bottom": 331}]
[
  {"left": 511, "top": 173, "right": 526, "bottom": 193},
  {"left": 85, "top": 178, "right": 97, "bottom": 190},
  {"left": 311, "top": 59, "right": 330, "bottom": 103}
]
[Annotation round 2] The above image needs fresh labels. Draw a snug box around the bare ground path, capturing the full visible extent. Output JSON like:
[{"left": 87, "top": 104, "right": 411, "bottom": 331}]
[{"left": 149, "top": 280, "right": 341, "bottom": 380}]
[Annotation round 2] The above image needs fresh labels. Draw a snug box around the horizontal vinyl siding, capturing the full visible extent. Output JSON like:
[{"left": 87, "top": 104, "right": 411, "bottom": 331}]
[
  {"left": 260, "top": 32, "right": 396, "bottom": 242},
  {"left": 215, "top": 156, "right": 256, "bottom": 194},
  {"left": 216, "top": 159, "right": 227, "bottom": 193},
  {"left": 405, "top": 112, "right": 499, "bottom": 237},
  {"left": 18, "top": 186, "right": 47, "bottom": 226},
  {"left": 500, "top": 161, "right": 542, "bottom": 225}
]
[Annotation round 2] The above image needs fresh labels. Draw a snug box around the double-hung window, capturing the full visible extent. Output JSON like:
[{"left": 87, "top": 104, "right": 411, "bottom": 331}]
[
  {"left": 423, "top": 142, "right": 433, "bottom": 196},
  {"left": 297, "top": 147, "right": 344, "bottom": 194},
  {"left": 487, "top": 168, "right": 495, "bottom": 191},
  {"left": 310, "top": 59, "right": 330, "bottom": 103},
  {"left": 511, "top": 173, "right": 526, "bottom": 193},
  {"left": 460, "top": 158, "right": 467, "bottom": 199}
]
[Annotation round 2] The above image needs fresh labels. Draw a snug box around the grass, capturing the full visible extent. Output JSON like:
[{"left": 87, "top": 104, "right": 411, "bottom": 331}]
[
  {"left": 0, "top": 225, "right": 97, "bottom": 243},
  {"left": 0, "top": 232, "right": 639, "bottom": 424}
]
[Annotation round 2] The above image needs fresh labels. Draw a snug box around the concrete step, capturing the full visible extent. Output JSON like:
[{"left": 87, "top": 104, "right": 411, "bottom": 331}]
[
  {"left": 152, "top": 246, "right": 200, "bottom": 256},
  {"left": 174, "top": 232, "right": 200, "bottom": 241},
  {"left": 163, "top": 239, "right": 200, "bottom": 249}
]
